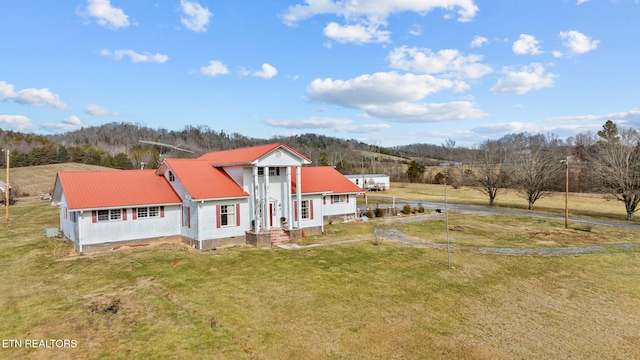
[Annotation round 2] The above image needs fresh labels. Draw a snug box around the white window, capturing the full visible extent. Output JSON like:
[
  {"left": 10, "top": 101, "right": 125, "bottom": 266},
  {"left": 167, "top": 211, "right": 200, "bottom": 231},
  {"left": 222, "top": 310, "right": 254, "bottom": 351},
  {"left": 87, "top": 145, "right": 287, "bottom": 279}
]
[
  {"left": 301, "top": 200, "right": 309, "bottom": 220},
  {"left": 221, "top": 205, "right": 235, "bottom": 226},
  {"left": 98, "top": 209, "right": 121, "bottom": 222},
  {"left": 332, "top": 195, "right": 346, "bottom": 203},
  {"left": 137, "top": 206, "right": 159, "bottom": 219}
]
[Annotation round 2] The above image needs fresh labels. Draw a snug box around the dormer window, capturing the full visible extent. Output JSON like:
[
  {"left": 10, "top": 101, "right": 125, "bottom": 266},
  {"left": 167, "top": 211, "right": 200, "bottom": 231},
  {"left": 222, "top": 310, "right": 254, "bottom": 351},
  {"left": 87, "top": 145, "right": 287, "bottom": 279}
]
[{"left": 169, "top": 171, "right": 175, "bottom": 182}]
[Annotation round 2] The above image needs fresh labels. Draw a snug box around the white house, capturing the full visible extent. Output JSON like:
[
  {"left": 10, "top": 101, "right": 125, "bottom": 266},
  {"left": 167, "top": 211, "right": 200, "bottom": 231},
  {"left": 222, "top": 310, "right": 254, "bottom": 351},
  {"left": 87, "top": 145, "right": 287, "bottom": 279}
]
[
  {"left": 344, "top": 174, "right": 390, "bottom": 191},
  {"left": 52, "top": 143, "right": 363, "bottom": 252}
]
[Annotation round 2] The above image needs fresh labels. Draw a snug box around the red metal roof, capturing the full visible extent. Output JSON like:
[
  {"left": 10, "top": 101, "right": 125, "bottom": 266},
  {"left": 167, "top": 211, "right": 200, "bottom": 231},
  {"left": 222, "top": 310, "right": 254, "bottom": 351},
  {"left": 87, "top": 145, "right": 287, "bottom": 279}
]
[
  {"left": 294, "top": 166, "right": 363, "bottom": 194},
  {"left": 198, "top": 143, "right": 311, "bottom": 165},
  {"left": 57, "top": 170, "right": 182, "bottom": 210},
  {"left": 163, "top": 158, "right": 249, "bottom": 200}
]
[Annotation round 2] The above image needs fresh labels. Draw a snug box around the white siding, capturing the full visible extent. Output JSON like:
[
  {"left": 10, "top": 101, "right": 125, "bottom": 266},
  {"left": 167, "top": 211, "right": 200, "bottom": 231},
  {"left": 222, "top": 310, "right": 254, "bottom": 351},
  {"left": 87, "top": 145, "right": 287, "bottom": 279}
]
[
  {"left": 225, "top": 166, "right": 244, "bottom": 188},
  {"left": 198, "top": 200, "right": 250, "bottom": 240},
  {"left": 322, "top": 194, "right": 358, "bottom": 217},
  {"left": 58, "top": 193, "right": 79, "bottom": 244},
  {"left": 180, "top": 201, "right": 198, "bottom": 241},
  {"left": 79, "top": 205, "right": 181, "bottom": 246},
  {"left": 293, "top": 195, "right": 323, "bottom": 229},
  {"left": 256, "top": 148, "right": 307, "bottom": 167}
]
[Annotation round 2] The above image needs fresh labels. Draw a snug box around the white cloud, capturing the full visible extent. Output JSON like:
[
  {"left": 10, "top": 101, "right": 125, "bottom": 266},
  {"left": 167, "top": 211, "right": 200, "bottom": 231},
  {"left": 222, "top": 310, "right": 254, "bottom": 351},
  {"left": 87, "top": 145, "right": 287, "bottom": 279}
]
[
  {"left": 387, "top": 46, "right": 492, "bottom": 80},
  {"left": 576, "top": 0, "right": 590, "bottom": 4},
  {"left": 79, "top": 0, "right": 130, "bottom": 29},
  {"left": 41, "top": 115, "right": 84, "bottom": 133},
  {"left": 491, "top": 63, "right": 557, "bottom": 95},
  {"left": 0, "top": 115, "right": 35, "bottom": 131},
  {"left": 557, "top": 30, "right": 599, "bottom": 56},
  {"left": 470, "top": 35, "right": 488, "bottom": 48},
  {"left": 281, "top": 0, "right": 479, "bottom": 44},
  {"left": 307, "top": 71, "right": 456, "bottom": 108},
  {"left": 282, "top": 0, "right": 479, "bottom": 25},
  {"left": 264, "top": 117, "right": 390, "bottom": 133},
  {"left": 63, "top": 115, "right": 82, "bottom": 126},
  {"left": 180, "top": 0, "right": 213, "bottom": 33},
  {"left": 0, "top": 81, "right": 67, "bottom": 109},
  {"left": 84, "top": 104, "right": 117, "bottom": 116},
  {"left": 364, "top": 101, "right": 487, "bottom": 122},
  {"left": 306, "top": 71, "right": 486, "bottom": 122},
  {"left": 472, "top": 121, "right": 540, "bottom": 135},
  {"left": 513, "top": 34, "right": 543, "bottom": 55},
  {"left": 546, "top": 108, "right": 640, "bottom": 125},
  {"left": 100, "top": 49, "right": 169, "bottom": 63},
  {"left": 252, "top": 63, "right": 278, "bottom": 79},
  {"left": 323, "top": 22, "right": 391, "bottom": 44},
  {"left": 408, "top": 24, "right": 422, "bottom": 36},
  {"left": 199, "top": 60, "right": 229, "bottom": 77}
]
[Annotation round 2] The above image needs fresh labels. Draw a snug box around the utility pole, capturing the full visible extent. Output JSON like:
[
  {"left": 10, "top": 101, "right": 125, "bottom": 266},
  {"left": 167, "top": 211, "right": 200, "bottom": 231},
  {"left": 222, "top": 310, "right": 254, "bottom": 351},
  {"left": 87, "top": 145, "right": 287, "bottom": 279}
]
[
  {"left": 561, "top": 157, "right": 568, "bottom": 229},
  {"left": 444, "top": 183, "right": 450, "bottom": 268},
  {"left": 5, "top": 149, "right": 9, "bottom": 223}
]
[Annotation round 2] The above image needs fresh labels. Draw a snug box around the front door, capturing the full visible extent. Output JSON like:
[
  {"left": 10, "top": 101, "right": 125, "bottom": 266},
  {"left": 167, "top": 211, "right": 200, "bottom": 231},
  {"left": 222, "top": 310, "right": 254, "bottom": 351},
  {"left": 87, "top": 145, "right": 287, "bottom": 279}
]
[{"left": 269, "top": 200, "right": 280, "bottom": 228}]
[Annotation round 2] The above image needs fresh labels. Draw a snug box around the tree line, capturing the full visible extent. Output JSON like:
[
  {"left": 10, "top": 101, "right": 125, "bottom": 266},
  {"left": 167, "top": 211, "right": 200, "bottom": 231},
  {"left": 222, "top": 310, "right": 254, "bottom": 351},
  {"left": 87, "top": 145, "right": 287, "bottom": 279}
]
[
  {"left": 2, "top": 120, "right": 639, "bottom": 220},
  {"left": 410, "top": 120, "right": 640, "bottom": 220}
]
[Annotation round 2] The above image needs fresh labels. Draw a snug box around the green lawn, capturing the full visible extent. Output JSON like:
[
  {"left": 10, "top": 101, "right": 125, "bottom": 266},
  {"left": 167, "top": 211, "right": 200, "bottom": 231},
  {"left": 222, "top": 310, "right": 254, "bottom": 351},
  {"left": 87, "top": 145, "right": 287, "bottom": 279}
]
[{"left": 1, "top": 198, "right": 640, "bottom": 359}]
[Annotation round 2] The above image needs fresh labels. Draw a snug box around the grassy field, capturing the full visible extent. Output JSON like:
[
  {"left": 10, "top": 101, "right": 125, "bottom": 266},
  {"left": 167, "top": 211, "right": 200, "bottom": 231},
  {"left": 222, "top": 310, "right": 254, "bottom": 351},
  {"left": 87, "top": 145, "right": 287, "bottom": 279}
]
[
  {"left": 364, "top": 182, "right": 637, "bottom": 224},
  {"left": 0, "top": 163, "right": 113, "bottom": 197},
  {"left": 1, "top": 198, "right": 640, "bottom": 359}
]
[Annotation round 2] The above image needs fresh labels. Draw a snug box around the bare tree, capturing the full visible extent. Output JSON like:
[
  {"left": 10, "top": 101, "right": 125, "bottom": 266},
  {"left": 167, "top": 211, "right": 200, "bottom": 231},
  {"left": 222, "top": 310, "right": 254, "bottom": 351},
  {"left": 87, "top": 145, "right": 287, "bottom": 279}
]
[
  {"left": 509, "top": 133, "right": 564, "bottom": 210},
  {"left": 471, "top": 139, "right": 511, "bottom": 206},
  {"left": 590, "top": 122, "right": 640, "bottom": 220}
]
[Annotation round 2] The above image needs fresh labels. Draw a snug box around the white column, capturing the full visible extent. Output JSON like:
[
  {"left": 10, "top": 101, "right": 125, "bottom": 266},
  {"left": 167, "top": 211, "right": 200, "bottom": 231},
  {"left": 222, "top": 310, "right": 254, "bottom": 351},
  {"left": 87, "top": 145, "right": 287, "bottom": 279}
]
[
  {"left": 253, "top": 166, "right": 259, "bottom": 231},
  {"left": 264, "top": 166, "right": 270, "bottom": 231},
  {"left": 286, "top": 166, "right": 292, "bottom": 230},
  {"left": 296, "top": 166, "right": 302, "bottom": 229}
]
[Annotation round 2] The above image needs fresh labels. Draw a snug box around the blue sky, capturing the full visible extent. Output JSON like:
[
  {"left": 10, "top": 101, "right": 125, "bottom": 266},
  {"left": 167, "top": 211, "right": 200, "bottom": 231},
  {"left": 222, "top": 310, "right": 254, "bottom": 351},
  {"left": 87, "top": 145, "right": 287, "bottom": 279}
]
[{"left": 1, "top": 0, "right": 639, "bottom": 147}]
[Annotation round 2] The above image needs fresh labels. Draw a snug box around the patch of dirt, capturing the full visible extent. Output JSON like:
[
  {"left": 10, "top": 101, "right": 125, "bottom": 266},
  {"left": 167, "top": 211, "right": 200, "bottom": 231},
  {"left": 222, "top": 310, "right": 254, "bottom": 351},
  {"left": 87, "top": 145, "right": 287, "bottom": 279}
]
[
  {"left": 449, "top": 225, "right": 467, "bottom": 232},
  {"left": 535, "top": 240, "right": 557, "bottom": 245}
]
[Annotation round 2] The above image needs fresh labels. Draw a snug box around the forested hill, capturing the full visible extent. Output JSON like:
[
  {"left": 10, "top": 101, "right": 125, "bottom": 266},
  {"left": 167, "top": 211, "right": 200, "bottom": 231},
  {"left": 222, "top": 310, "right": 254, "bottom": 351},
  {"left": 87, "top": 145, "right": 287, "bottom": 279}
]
[{"left": 0, "top": 122, "right": 417, "bottom": 173}]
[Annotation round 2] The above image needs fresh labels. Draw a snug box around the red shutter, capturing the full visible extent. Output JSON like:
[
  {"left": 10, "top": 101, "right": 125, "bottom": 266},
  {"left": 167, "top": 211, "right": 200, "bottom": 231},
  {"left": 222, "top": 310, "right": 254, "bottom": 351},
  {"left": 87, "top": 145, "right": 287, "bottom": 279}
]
[
  {"left": 92, "top": 211, "right": 97, "bottom": 223},
  {"left": 294, "top": 201, "right": 298, "bottom": 221},
  {"left": 216, "top": 205, "right": 221, "bottom": 228},
  {"left": 160, "top": 206, "right": 165, "bottom": 218},
  {"left": 331, "top": 196, "right": 334, "bottom": 204},
  {"left": 310, "top": 200, "right": 314, "bottom": 220},
  {"left": 188, "top": 208, "right": 191, "bottom": 228},
  {"left": 122, "top": 209, "right": 127, "bottom": 221},
  {"left": 132, "top": 208, "right": 137, "bottom": 220},
  {"left": 323, "top": 196, "right": 326, "bottom": 205},
  {"left": 236, "top": 203, "right": 240, "bottom": 226},
  {"left": 181, "top": 206, "right": 184, "bottom": 226},
  {"left": 347, "top": 195, "right": 349, "bottom": 203}
]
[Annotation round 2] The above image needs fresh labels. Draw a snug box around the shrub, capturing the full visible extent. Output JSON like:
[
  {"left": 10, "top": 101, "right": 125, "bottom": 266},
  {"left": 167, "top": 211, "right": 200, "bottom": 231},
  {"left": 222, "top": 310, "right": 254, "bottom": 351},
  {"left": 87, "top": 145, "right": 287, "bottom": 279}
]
[
  {"left": 365, "top": 209, "right": 375, "bottom": 219},
  {"left": 417, "top": 203, "right": 425, "bottom": 213},
  {"left": 402, "top": 204, "right": 412, "bottom": 215},
  {"left": 374, "top": 207, "right": 385, "bottom": 217}
]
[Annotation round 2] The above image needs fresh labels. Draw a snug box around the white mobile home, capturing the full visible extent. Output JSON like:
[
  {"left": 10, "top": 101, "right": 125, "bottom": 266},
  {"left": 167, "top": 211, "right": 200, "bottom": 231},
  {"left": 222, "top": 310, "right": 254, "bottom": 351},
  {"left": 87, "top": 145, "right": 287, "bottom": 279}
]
[{"left": 345, "top": 174, "right": 390, "bottom": 191}]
